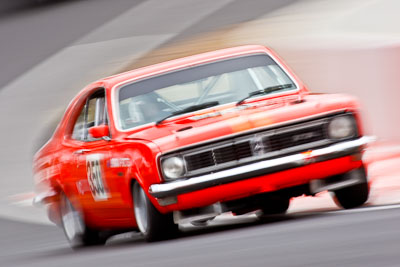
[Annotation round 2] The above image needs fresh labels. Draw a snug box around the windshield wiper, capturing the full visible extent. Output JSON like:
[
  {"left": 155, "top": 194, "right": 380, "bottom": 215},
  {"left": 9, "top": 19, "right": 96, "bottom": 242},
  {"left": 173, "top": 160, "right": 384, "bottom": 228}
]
[
  {"left": 236, "top": 83, "right": 294, "bottom": 106},
  {"left": 156, "top": 101, "right": 219, "bottom": 125}
]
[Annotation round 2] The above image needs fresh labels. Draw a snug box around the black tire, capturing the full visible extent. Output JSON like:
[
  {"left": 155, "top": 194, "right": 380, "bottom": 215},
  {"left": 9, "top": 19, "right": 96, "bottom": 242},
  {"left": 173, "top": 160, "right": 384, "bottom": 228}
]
[
  {"left": 133, "top": 182, "right": 178, "bottom": 242},
  {"left": 334, "top": 180, "right": 369, "bottom": 209},
  {"left": 259, "top": 196, "right": 290, "bottom": 216},
  {"left": 60, "top": 194, "right": 106, "bottom": 248}
]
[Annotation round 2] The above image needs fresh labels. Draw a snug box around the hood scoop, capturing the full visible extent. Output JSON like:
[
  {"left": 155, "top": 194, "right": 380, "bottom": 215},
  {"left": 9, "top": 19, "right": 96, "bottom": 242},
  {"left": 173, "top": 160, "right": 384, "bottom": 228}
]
[{"left": 175, "top": 126, "right": 193, "bottom": 132}]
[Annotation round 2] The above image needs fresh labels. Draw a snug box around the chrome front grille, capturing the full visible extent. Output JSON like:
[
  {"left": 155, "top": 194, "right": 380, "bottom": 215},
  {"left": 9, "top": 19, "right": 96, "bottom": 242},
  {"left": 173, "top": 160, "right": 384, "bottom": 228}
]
[
  {"left": 214, "top": 142, "right": 253, "bottom": 163},
  {"left": 185, "top": 141, "right": 253, "bottom": 171},
  {"left": 266, "top": 125, "right": 326, "bottom": 151},
  {"left": 186, "top": 151, "right": 214, "bottom": 171},
  {"left": 166, "top": 113, "right": 355, "bottom": 177}
]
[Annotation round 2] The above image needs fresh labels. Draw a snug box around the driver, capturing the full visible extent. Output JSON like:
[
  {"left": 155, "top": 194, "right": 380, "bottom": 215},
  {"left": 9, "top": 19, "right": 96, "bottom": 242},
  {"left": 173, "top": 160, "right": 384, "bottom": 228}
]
[{"left": 128, "top": 93, "right": 166, "bottom": 125}]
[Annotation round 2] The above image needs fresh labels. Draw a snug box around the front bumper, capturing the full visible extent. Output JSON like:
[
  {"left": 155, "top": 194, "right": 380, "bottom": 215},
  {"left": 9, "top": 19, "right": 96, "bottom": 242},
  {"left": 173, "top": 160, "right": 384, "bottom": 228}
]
[{"left": 149, "top": 136, "right": 374, "bottom": 199}]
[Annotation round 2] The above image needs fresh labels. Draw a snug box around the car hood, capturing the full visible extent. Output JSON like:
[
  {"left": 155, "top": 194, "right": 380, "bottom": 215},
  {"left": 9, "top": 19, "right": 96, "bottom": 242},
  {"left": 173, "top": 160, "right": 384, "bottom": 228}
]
[{"left": 125, "top": 94, "right": 359, "bottom": 153}]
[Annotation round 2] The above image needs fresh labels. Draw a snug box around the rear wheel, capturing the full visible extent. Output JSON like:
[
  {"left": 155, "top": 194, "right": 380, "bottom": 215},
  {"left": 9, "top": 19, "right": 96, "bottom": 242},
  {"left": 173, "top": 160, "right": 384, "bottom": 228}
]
[
  {"left": 133, "top": 182, "right": 178, "bottom": 241},
  {"left": 60, "top": 194, "right": 106, "bottom": 248}
]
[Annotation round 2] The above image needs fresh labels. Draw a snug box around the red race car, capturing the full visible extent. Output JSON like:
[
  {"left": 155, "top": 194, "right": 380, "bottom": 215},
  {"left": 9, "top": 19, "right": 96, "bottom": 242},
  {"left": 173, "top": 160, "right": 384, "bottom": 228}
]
[{"left": 33, "top": 45, "right": 373, "bottom": 247}]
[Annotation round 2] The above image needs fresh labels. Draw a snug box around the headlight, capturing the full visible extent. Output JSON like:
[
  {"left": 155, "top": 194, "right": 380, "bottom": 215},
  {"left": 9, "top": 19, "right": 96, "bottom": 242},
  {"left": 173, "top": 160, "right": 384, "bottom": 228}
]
[
  {"left": 161, "top": 156, "right": 186, "bottom": 180},
  {"left": 327, "top": 115, "right": 357, "bottom": 139}
]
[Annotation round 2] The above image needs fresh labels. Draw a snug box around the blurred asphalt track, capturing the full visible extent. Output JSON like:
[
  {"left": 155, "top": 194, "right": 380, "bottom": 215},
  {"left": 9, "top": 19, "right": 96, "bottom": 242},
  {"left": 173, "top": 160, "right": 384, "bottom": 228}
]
[{"left": 1, "top": 0, "right": 400, "bottom": 266}]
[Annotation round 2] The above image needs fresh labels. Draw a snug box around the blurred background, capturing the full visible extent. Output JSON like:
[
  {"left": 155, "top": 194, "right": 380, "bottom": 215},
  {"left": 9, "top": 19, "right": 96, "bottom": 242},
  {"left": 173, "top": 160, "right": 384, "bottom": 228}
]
[{"left": 1, "top": 0, "right": 400, "bottom": 266}]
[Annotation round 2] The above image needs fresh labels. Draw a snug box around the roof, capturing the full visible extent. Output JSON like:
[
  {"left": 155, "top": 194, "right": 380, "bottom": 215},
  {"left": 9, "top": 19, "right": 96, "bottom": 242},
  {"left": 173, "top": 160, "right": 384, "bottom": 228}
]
[{"left": 101, "top": 45, "right": 271, "bottom": 89}]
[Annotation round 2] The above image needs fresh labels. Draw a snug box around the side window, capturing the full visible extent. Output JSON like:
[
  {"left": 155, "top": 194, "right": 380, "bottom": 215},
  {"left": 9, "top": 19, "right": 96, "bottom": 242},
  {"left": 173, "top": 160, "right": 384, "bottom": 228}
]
[
  {"left": 71, "top": 105, "right": 86, "bottom": 141},
  {"left": 71, "top": 89, "right": 108, "bottom": 141},
  {"left": 86, "top": 97, "right": 97, "bottom": 129},
  {"left": 87, "top": 96, "right": 107, "bottom": 141}
]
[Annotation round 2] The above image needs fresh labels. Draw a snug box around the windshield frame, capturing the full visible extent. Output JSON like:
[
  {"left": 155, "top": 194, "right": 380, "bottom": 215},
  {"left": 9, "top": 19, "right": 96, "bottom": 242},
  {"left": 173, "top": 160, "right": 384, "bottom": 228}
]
[{"left": 111, "top": 51, "right": 300, "bottom": 132}]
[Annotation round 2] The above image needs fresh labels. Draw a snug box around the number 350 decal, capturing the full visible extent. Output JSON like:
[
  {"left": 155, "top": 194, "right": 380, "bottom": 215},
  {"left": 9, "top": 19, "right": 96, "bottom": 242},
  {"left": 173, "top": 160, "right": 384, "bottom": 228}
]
[{"left": 86, "top": 154, "right": 108, "bottom": 201}]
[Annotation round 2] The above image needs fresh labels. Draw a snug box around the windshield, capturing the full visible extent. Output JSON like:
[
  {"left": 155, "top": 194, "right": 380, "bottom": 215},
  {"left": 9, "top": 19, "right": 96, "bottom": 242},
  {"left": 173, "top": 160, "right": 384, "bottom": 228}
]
[{"left": 117, "top": 54, "right": 296, "bottom": 130}]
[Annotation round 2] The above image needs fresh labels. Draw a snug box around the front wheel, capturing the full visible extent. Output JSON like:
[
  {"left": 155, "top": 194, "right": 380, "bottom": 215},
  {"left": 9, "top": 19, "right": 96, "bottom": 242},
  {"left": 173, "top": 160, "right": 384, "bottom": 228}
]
[
  {"left": 60, "top": 194, "right": 106, "bottom": 248},
  {"left": 259, "top": 195, "right": 290, "bottom": 216},
  {"left": 334, "top": 168, "right": 369, "bottom": 209},
  {"left": 133, "top": 182, "right": 178, "bottom": 241}
]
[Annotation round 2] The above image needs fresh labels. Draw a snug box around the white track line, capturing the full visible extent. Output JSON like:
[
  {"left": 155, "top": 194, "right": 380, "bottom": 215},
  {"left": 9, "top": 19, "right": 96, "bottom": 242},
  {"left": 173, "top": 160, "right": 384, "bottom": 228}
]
[{"left": 328, "top": 203, "right": 400, "bottom": 215}]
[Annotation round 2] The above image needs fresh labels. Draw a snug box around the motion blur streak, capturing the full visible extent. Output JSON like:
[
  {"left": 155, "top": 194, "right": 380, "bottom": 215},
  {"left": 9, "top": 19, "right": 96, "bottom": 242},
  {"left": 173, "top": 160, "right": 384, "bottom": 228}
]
[
  {"left": 126, "top": 0, "right": 400, "bottom": 141},
  {"left": 1, "top": 0, "right": 400, "bottom": 266}
]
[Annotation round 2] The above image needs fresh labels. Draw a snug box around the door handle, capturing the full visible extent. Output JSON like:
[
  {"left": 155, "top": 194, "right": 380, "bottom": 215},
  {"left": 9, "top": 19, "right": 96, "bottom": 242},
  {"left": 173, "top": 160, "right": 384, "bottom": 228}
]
[{"left": 73, "top": 149, "right": 91, "bottom": 154}]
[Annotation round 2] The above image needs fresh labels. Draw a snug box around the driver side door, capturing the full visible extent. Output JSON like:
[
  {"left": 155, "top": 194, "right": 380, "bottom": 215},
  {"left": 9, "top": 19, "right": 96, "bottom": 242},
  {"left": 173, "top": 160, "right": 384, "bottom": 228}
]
[{"left": 69, "top": 89, "right": 117, "bottom": 222}]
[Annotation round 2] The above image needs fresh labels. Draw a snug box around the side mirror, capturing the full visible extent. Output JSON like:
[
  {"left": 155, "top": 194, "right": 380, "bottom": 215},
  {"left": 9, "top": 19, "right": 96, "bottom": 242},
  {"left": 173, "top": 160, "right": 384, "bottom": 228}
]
[{"left": 88, "top": 125, "right": 110, "bottom": 140}]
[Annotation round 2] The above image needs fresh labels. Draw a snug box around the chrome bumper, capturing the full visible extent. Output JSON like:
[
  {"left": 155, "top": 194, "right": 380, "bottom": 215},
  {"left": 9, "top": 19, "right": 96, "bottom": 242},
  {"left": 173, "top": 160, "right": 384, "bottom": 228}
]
[{"left": 149, "top": 136, "right": 375, "bottom": 198}]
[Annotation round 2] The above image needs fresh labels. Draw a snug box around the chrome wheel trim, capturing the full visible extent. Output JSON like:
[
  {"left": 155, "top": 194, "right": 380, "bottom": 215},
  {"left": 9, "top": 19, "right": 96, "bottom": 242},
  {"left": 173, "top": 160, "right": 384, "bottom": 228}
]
[
  {"left": 62, "top": 199, "right": 84, "bottom": 241},
  {"left": 134, "top": 185, "right": 149, "bottom": 234}
]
